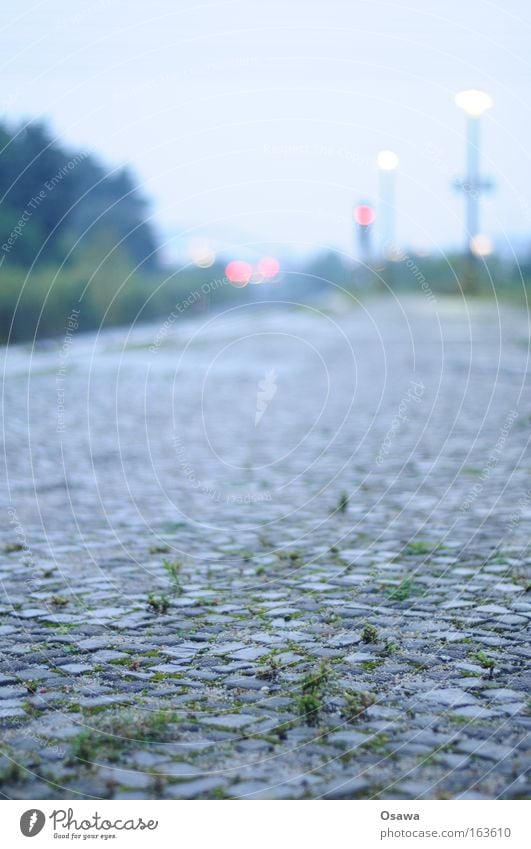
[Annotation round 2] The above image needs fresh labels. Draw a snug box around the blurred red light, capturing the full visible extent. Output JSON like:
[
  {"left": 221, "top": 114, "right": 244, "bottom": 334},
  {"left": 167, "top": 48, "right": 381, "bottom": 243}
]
[
  {"left": 354, "top": 205, "right": 376, "bottom": 226},
  {"left": 257, "top": 256, "right": 280, "bottom": 278},
  {"left": 225, "top": 260, "right": 252, "bottom": 286}
]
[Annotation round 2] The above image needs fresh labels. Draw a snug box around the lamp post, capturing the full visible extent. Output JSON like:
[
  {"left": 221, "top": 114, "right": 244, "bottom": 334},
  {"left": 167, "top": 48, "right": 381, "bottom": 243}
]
[
  {"left": 376, "top": 149, "right": 399, "bottom": 258},
  {"left": 454, "top": 89, "right": 494, "bottom": 258}
]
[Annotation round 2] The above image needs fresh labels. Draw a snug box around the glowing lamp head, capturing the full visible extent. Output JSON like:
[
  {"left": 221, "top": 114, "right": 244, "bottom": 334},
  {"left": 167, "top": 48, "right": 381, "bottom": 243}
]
[
  {"left": 354, "top": 204, "right": 376, "bottom": 227},
  {"left": 256, "top": 256, "right": 280, "bottom": 279},
  {"left": 377, "top": 149, "right": 399, "bottom": 171},
  {"left": 225, "top": 260, "right": 252, "bottom": 286},
  {"left": 455, "top": 89, "right": 493, "bottom": 118}
]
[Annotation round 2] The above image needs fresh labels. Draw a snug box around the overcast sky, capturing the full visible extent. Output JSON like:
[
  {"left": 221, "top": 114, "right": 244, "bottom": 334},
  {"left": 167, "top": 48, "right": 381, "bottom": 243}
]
[{"left": 1, "top": 0, "right": 531, "bottom": 261}]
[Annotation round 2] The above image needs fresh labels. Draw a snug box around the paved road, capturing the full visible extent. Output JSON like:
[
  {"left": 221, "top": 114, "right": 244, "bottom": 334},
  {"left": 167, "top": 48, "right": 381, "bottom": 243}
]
[{"left": 1, "top": 295, "right": 530, "bottom": 799}]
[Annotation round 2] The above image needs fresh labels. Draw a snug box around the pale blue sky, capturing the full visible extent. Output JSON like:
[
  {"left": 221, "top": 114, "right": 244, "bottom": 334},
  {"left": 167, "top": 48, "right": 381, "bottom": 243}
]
[{"left": 1, "top": 0, "right": 531, "bottom": 261}]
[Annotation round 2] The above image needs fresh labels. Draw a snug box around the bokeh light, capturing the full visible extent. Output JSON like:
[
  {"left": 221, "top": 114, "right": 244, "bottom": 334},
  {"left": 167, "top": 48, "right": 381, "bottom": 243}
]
[
  {"left": 257, "top": 256, "right": 280, "bottom": 279},
  {"left": 189, "top": 238, "right": 216, "bottom": 268},
  {"left": 225, "top": 259, "right": 252, "bottom": 286},
  {"left": 470, "top": 233, "right": 493, "bottom": 257}
]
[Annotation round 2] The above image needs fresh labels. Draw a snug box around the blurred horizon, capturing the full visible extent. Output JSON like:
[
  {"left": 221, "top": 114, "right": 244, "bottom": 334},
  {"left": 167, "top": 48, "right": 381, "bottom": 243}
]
[{"left": 2, "top": 0, "right": 531, "bottom": 262}]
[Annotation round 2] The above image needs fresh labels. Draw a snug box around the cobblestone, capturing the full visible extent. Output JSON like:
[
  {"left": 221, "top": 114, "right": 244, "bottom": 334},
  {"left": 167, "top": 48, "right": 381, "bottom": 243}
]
[{"left": 0, "top": 297, "right": 529, "bottom": 799}]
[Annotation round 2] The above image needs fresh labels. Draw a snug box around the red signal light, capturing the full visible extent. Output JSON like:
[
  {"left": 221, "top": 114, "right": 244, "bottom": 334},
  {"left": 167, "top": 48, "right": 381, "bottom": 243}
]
[{"left": 354, "top": 205, "right": 376, "bottom": 227}]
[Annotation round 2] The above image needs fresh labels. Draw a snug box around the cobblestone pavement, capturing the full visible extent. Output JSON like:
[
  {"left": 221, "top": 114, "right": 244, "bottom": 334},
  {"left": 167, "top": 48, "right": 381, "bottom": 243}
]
[{"left": 1, "top": 295, "right": 530, "bottom": 799}]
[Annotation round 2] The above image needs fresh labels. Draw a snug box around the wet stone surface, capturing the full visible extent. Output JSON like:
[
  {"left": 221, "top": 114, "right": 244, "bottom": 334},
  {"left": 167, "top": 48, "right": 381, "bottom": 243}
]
[{"left": 0, "top": 297, "right": 530, "bottom": 799}]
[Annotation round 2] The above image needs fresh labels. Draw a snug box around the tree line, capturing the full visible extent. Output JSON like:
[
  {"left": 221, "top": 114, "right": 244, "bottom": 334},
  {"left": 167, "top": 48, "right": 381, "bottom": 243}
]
[
  {"left": 0, "top": 120, "right": 233, "bottom": 343},
  {"left": 0, "top": 120, "right": 158, "bottom": 271}
]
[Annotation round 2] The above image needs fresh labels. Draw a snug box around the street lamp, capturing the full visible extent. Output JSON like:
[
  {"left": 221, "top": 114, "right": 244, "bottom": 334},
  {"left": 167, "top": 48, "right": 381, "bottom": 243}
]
[
  {"left": 377, "top": 150, "right": 399, "bottom": 258},
  {"left": 454, "top": 89, "right": 494, "bottom": 257}
]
